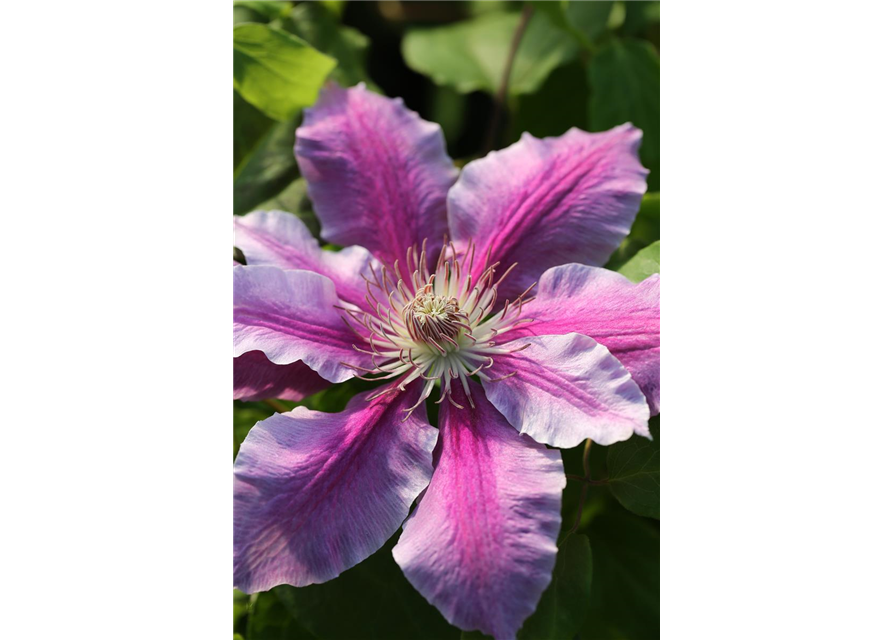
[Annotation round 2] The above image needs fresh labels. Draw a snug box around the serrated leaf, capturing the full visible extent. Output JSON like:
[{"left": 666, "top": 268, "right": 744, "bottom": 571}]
[
  {"left": 618, "top": 240, "right": 659, "bottom": 283},
  {"left": 519, "top": 534, "right": 593, "bottom": 640},
  {"left": 402, "top": 11, "right": 578, "bottom": 96},
  {"left": 607, "top": 416, "right": 660, "bottom": 519},
  {"left": 588, "top": 37, "right": 660, "bottom": 189},
  {"left": 234, "top": 23, "right": 335, "bottom": 121}
]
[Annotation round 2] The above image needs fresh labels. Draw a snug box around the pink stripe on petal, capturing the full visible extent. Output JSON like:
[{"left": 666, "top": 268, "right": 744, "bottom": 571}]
[
  {"left": 234, "top": 351, "right": 330, "bottom": 402},
  {"left": 505, "top": 265, "right": 660, "bottom": 414},
  {"left": 483, "top": 333, "right": 650, "bottom": 448},
  {"left": 393, "top": 383, "right": 564, "bottom": 640},
  {"left": 448, "top": 125, "right": 647, "bottom": 302},
  {"left": 234, "top": 210, "right": 380, "bottom": 311},
  {"left": 296, "top": 83, "right": 458, "bottom": 275},
  {"left": 234, "top": 388, "right": 438, "bottom": 593},
  {"left": 233, "top": 265, "right": 369, "bottom": 383}
]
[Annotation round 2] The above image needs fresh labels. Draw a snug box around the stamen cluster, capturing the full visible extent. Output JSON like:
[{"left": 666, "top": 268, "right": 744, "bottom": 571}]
[{"left": 339, "top": 241, "right": 534, "bottom": 417}]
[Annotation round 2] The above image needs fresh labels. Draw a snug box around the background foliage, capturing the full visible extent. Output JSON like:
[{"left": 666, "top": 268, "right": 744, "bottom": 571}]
[{"left": 233, "top": 2, "right": 659, "bottom": 638}]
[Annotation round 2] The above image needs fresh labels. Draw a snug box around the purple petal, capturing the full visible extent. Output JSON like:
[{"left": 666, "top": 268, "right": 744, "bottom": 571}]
[
  {"left": 233, "top": 265, "right": 369, "bottom": 383},
  {"left": 448, "top": 125, "right": 647, "bottom": 301},
  {"left": 296, "top": 83, "right": 458, "bottom": 275},
  {"left": 505, "top": 265, "right": 660, "bottom": 414},
  {"left": 234, "top": 351, "right": 330, "bottom": 402},
  {"left": 233, "top": 210, "right": 379, "bottom": 311},
  {"left": 483, "top": 333, "right": 650, "bottom": 448},
  {"left": 234, "top": 388, "right": 438, "bottom": 593},
  {"left": 393, "top": 383, "right": 565, "bottom": 640}
]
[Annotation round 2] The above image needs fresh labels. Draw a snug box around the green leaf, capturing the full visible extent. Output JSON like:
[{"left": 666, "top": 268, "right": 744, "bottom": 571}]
[
  {"left": 246, "top": 591, "right": 314, "bottom": 640},
  {"left": 402, "top": 11, "right": 578, "bottom": 96},
  {"left": 275, "top": 535, "right": 457, "bottom": 639},
  {"left": 284, "top": 2, "right": 375, "bottom": 88},
  {"left": 234, "top": 1, "right": 292, "bottom": 26},
  {"left": 234, "top": 90, "right": 274, "bottom": 170},
  {"left": 587, "top": 37, "right": 660, "bottom": 189},
  {"left": 252, "top": 178, "right": 321, "bottom": 237},
  {"left": 621, "top": 0, "right": 660, "bottom": 37},
  {"left": 318, "top": 0, "right": 345, "bottom": 19},
  {"left": 607, "top": 416, "right": 660, "bottom": 519},
  {"left": 234, "top": 589, "right": 250, "bottom": 632},
  {"left": 531, "top": 0, "right": 612, "bottom": 51},
  {"left": 234, "top": 112, "right": 301, "bottom": 215},
  {"left": 581, "top": 511, "right": 659, "bottom": 640},
  {"left": 518, "top": 534, "right": 593, "bottom": 640},
  {"left": 617, "top": 240, "right": 659, "bottom": 283},
  {"left": 234, "top": 23, "right": 336, "bottom": 121},
  {"left": 233, "top": 2, "right": 292, "bottom": 22}
]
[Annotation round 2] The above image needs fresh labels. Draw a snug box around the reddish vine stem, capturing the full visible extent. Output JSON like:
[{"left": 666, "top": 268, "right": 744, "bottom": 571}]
[
  {"left": 482, "top": 4, "right": 534, "bottom": 153},
  {"left": 567, "top": 474, "right": 610, "bottom": 486}
]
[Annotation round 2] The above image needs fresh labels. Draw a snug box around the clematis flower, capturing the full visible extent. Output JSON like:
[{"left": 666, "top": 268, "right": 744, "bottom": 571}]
[{"left": 233, "top": 83, "right": 659, "bottom": 640}]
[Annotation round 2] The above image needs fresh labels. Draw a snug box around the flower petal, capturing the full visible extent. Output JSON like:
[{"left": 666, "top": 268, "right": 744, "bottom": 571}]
[
  {"left": 296, "top": 83, "right": 458, "bottom": 274},
  {"left": 483, "top": 333, "right": 650, "bottom": 448},
  {"left": 233, "top": 265, "right": 368, "bottom": 383},
  {"left": 448, "top": 125, "right": 647, "bottom": 301},
  {"left": 234, "top": 350, "right": 330, "bottom": 402},
  {"left": 233, "top": 210, "right": 380, "bottom": 311},
  {"left": 393, "top": 383, "right": 564, "bottom": 640},
  {"left": 234, "top": 388, "right": 438, "bottom": 593},
  {"left": 505, "top": 265, "right": 660, "bottom": 414}
]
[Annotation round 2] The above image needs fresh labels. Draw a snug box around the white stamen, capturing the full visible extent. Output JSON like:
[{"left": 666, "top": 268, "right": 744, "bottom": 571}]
[{"left": 342, "top": 240, "right": 534, "bottom": 417}]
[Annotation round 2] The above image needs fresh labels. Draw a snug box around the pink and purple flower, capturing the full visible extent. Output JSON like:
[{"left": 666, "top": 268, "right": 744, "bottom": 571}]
[{"left": 233, "top": 83, "right": 659, "bottom": 640}]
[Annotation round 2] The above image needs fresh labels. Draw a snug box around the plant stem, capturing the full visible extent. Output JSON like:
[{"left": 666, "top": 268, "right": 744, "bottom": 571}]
[
  {"left": 262, "top": 398, "right": 289, "bottom": 413},
  {"left": 567, "top": 474, "right": 610, "bottom": 486},
  {"left": 482, "top": 4, "right": 533, "bottom": 153},
  {"left": 561, "top": 438, "right": 597, "bottom": 545}
]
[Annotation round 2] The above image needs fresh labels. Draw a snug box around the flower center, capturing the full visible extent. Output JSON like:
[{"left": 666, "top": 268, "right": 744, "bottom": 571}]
[
  {"left": 403, "top": 291, "right": 465, "bottom": 348},
  {"left": 339, "top": 241, "right": 534, "bottom": 418}
]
